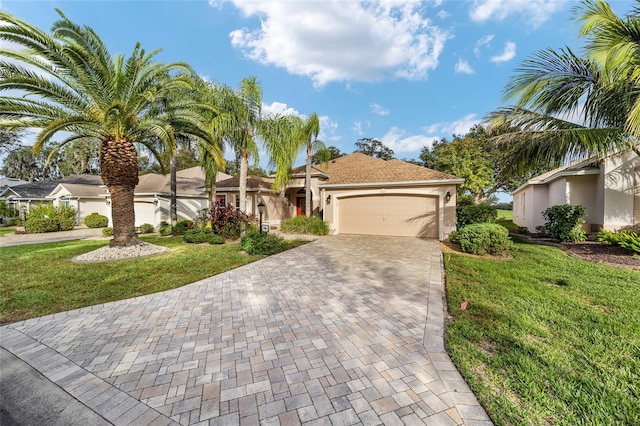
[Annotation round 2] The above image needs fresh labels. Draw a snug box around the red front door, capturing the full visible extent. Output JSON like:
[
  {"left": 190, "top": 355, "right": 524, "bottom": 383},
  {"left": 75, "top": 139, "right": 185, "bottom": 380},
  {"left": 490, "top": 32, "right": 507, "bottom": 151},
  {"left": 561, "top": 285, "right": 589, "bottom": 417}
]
[{"left": 296, "top": 197, "right": 306, "bottom": 216}]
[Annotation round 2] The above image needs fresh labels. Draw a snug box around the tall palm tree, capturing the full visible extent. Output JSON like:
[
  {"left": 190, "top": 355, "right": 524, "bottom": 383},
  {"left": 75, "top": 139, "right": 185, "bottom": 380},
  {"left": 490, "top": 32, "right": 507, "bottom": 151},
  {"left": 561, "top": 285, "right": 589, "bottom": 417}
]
[
  {"left": 0, "top": 10, "right": 221, "bottom": 246},
  {"left": 210, "top": 77, "right": 263, "bottom": 214},
  {"left": 288, "top": 113, "right": 327, "bottom": 217},
  {"left": 487, "top": 0, "right": 640, "bottom": 172}
]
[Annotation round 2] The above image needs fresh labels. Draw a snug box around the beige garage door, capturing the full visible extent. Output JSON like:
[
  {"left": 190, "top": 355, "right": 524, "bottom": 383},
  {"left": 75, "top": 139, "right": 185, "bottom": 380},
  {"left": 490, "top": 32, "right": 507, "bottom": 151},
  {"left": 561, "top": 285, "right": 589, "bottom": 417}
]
[{"left": 338, "top": 194, "right": 438, "bottom": 238}]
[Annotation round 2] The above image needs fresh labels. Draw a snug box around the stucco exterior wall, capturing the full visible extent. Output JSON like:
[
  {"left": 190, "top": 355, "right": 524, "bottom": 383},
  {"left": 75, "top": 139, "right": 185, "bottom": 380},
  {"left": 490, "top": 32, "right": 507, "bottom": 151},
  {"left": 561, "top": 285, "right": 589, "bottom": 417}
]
[
  {"left": 566, "top": 174, "right": 599, "bottom": 230},
  {"left": 513, "top": 185, "right": 551, "bottom": 232},
  {"left": 547, "top": 178, "right": 567, "bottom": 207},
  {"left": 602, "top": 150, "right": 640, "bottom": 230}
]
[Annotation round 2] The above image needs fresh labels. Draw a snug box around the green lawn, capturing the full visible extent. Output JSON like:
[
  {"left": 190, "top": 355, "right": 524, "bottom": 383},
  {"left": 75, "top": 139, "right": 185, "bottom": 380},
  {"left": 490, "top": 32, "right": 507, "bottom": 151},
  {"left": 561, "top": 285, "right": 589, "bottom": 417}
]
[
  {"left": 496, "top": 209, "right": 513, "bottom": 220},
  {"left": 0, "top": 235, "right": 304, "bottom": 324},
  {"left": 444, "top": 237, "right": 639, "bottom": 425},
  {"left": 0, "top": 226, "right": 16, "bottom": 237}
]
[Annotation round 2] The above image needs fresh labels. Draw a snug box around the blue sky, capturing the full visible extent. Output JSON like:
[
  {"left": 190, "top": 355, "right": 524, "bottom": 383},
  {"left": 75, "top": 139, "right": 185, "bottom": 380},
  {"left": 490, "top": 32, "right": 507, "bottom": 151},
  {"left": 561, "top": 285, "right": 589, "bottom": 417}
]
[{"left": 0, "top": 0, "right": 634, "bottom": 179}]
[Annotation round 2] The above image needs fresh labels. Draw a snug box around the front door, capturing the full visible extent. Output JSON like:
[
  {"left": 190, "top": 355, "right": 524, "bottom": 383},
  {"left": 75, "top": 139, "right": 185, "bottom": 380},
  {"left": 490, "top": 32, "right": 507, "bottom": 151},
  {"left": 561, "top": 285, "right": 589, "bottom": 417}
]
[{"left": 296, "top": 197, "right": 306, "bottom": 216}]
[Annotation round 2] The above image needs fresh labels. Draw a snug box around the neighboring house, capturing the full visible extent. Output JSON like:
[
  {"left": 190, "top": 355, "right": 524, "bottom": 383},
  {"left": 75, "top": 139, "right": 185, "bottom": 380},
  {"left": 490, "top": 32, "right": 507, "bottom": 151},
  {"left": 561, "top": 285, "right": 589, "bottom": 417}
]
[
  {"left": 513, "top": 148, "right": 640, "bottom": 232},
  {"left": 127, "top": 167, "right": 230, "bottom": 227},
  {"left": 1, "top": 167, "right": 231, "bottom": 227},
  {"left": 0, "top": 177, "right": 28, "bottom": 188},
  {"left": 216, "top": 153, "right": 463, "bottom": 240},
  {"left": 0, "top": 175, "right": 103, "bottom": 218}
]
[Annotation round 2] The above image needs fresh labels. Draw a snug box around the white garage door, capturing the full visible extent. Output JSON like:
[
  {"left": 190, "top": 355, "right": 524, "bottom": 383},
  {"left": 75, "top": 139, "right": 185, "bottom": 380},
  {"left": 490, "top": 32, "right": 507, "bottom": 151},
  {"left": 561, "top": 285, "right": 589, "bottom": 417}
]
[{"left": 338, "top": 194, "right": 438, "bottom": 238}]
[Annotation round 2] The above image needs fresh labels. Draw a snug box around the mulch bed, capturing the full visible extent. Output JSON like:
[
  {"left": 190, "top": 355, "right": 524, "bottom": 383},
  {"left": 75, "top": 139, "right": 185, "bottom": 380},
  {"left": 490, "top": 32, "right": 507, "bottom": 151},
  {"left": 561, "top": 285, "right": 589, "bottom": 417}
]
[
  {"left": 517, "top": 234, "right": 640, "bottom": 271},
  {"left": 443, "top": 235, "right": 640, "bottom": 271}
]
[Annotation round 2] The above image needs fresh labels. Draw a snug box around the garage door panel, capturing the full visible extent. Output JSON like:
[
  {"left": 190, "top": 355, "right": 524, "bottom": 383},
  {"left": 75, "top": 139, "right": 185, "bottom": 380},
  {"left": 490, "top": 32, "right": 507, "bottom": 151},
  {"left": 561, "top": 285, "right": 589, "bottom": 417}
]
[{"left": 338, "top": 194, "right": 438, "bottom": 238}]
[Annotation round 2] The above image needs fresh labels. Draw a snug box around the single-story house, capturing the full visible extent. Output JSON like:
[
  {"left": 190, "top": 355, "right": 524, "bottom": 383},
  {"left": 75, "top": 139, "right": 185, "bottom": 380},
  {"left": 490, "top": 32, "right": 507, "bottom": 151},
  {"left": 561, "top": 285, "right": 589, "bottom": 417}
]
[
  {"left": 1, "top": 167, "right": 230, "bottom": 227},
  {"left": 216, "top": 153, "right": 463, "bottom": 240},
  {"left": 512, "top": 147, "right": 640, "bottom": 232},
  {"left": 125, "top": 167, "right": 230, "bottom": 227},
  {"left": 0, "top": 175, "right": 103, "bottom": 218}
]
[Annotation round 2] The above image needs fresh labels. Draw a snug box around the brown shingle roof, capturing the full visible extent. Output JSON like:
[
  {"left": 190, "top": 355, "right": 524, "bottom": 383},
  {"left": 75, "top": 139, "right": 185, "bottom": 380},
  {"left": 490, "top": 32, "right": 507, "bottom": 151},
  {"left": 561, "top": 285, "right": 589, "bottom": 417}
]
[
  {"left": 315, "top": 153, "right": 460, "bottom": 185},
  {"left": 216, "top": 176, "right": 274, "bottom": 191},
  {"left": 135, "top": 167, "right": 231, "bottom": 195}
]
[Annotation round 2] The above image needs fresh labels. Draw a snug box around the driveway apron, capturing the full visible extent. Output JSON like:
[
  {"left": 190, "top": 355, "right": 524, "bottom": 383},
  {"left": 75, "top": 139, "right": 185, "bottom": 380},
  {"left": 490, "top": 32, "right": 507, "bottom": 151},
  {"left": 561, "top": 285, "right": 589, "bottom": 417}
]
[{"left": 1, "top": 235, "right": 491, "bottom": 425}]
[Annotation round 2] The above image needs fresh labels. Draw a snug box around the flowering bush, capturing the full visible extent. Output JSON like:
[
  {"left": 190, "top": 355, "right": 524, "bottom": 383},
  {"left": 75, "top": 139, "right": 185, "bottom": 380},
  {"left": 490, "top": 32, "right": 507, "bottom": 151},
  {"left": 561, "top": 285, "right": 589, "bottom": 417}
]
[
  {"left": 25, "top": 204, "right": 77, "bottom": 233},
  {"left": 203, "top": 204, "right": 255, "bottom": 239}
]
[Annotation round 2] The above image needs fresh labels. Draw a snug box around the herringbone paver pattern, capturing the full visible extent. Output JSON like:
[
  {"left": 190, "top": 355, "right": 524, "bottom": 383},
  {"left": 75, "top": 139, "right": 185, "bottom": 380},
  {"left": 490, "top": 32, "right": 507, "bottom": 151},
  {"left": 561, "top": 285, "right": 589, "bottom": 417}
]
[{"left": 1, "top": 235, "right": 491, "bottom": 425}]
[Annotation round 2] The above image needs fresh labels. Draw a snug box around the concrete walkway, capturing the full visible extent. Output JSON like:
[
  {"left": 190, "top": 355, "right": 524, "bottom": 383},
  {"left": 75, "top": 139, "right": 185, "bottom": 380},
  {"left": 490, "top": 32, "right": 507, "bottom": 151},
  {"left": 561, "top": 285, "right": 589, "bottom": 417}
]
[
  {"left": 0, "top": 235, "right": 491, "bottom": 425},
  {"left": 0, "top": 226, "right": 105, "bottom": 247}
]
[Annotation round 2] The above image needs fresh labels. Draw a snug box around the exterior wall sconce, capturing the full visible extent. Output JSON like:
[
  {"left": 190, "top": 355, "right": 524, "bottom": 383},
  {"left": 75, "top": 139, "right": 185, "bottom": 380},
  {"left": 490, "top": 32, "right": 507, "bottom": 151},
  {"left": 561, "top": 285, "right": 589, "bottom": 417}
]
[
  {"left": 326, "top": 194, "right": 331, "bottom": 204},
  {"left": 445, "top": 192, "right": 451, "bottom": 203},
  {"left": 105, "top": 199, "right": 111, "bottom": 206}
]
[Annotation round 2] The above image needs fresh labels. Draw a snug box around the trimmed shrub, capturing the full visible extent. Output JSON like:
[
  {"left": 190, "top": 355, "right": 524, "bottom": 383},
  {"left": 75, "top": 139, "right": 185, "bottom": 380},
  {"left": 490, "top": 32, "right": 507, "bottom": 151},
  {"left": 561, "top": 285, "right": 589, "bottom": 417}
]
[
  {"left": 102, "top": 227, "right": 113, "bottom": 236},
  {"left": 84, "top": 213, "right": 108, "bottom": 228},
  {"left": 159, "top": 224, "right": 173, "bottom": 236},
  {"left": 281, "top": 215, "right": 329, "bottom": 235},
  {"left": 25, "top": 217, "right": 58, "bottom": 233},
  {"left": 455, "top": 223, "right": 513, "bottom": 255},
  {"left": 183, "top": 228, "right": 210, "bottom": 244},
  {"left": 58, "top": 218, "right": 75, "bottom": 231},
  {"left": 456, "top": 196, "right": 497, "bottom": 226},
  {"left": 241, "top": 231, "right": 288, "bottom": 255},
  {"left": 173, "top": 220, "right": 193, "bottom": 236},
  {"left": 598, "top": 229, "right": 640, "bottom": 254},
  {"left": 207, "top": 234, "right": 226, "bottom": 245},
  {"left": 138, "top": 223, "right": 155, "bottom": 234},
  {"left": 541, "top": 204, "right": 586, "bottom": 242},
  {"left": 24, "top": 204, "right": 77, "bottom": 233}
]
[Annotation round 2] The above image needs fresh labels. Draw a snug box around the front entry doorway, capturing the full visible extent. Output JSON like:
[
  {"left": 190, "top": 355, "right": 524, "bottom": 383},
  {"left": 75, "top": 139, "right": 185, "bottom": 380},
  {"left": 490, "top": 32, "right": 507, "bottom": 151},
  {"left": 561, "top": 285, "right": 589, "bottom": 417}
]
[{"left": 296, "top": 197, "right": 306, "bottom": 216}]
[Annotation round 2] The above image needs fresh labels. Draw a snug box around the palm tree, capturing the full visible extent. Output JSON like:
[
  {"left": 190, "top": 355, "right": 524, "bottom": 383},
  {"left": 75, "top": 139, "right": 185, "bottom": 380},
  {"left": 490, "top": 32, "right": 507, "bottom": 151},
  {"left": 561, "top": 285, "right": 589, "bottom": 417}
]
[
  {"left": 487, "top": 0, "right": 640, "bottom": 172},
  {"left": 210, "top": 77, "right": 263, "bottom": 214},
  {"left": 289, "top": 113, "right": 327, "bottom": 217},
  {"left": 0, "top": 10, "right": 221, "bottom": 246}
]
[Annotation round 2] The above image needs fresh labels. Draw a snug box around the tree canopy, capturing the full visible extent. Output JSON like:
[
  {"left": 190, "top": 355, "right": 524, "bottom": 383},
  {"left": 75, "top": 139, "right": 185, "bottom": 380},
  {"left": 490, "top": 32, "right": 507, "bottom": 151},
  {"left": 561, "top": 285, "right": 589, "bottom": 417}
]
[
  {"left": 487, "top": 0, "right": 640, "bottom": 171},
  {"left": 353, "top": 138, "right": 395, "bottom": 160}
]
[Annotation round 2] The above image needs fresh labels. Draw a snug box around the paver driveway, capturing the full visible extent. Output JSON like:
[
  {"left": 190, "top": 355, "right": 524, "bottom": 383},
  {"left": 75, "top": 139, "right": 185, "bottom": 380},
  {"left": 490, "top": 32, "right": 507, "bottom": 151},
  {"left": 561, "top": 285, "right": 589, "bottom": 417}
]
[{"left": 1, "top": 235, "right": 491, "bottom": 425}]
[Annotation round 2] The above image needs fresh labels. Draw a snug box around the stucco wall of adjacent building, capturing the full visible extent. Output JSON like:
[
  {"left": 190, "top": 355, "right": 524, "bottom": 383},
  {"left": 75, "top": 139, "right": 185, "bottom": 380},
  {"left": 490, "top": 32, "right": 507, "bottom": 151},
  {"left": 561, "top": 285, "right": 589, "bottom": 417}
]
[
  {"left": 566, "top": 174, "right": 599, "bottom": 230},
  {"left": 602, "top": 150, "right": 640, "bottom": 230}
]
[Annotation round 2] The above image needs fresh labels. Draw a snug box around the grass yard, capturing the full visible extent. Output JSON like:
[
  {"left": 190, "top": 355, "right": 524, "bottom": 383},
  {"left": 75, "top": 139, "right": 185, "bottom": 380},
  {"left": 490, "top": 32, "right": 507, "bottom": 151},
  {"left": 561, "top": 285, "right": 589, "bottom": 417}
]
[
  {"left": 496, "top": 209, "right": 513, "bottom": 220},
  {"left": 0, "top": 226, "right": 16, "bottom": 237},
  {"left": 444, "top": 237, "right": 639, "bottom": 425},
  {"left": 0, "top": 235, "right": 304, "bottom": 324}
]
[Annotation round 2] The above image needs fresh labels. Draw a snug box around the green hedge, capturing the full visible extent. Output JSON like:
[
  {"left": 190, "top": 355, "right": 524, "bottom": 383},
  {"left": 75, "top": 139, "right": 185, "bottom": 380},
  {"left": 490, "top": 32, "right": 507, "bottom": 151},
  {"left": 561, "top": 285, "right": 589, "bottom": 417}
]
[
  {"left": 84, "top": 213, "right": 108, "bottom": 228},
  {"left": 456, "top": 196, "right": 497, "bottom": 226},
  {"left": 183, "top": 228, "right": 226, "bottom": 245},
  {"left": 25, "top": 217, "right": 59, "bottom": 233},
  {"left": 541, "top": 204, "right": 586, "bottom": 242},
  {"left": 138, "top": 223, "right": 155, "bottom": 234},
  {"left": 102, "top": 227, "right": 113, "bottom": 237},
  {"left": 281, "top": 215, "right": 329, "bottom": 235},
  {"left": 241, "top": 231, "right": 289, "bottom": 255},
  {"left": 452, "top": 223, "right": 513, "bottom": 255}
]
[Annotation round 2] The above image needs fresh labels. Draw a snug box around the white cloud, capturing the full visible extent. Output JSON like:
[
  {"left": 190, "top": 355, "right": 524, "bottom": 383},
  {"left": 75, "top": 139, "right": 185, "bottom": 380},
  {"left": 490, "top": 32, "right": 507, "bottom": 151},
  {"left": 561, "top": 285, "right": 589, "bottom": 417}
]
[
  {"left": 261, "top": 101, "right": 303, "bottom": 117},
  {"left": 474, "top": 34, "right": 494, "bottom": 56},
  {"left": 490, "top": 41, "right": 516, "bottom": 63},
  {"left": 380, "top": 127, "right": 438, "bottom": 153},
  {"left": 370, "top": 103, "right": 390, "bottom": 116},
  {"left": 432, "top": 0, "right": 445, "bottom": 7},
  {"left": 436, "top": 10, "right": 450, "bottom": 19},
  {"left": 319, "top": 115, "right": 340, "bottom": 142},
  {"left": 223, "top": 1, "right": 451, "bottom": 87},
  {"left": 469, "top": 0, "right": 563, "bottom": 27},
  {"left": 351, "top": 121, "right": 364, "bottom": 136},
  {"left": 425, "top": 113, "right": 481, "bottom": 137},
  {"left": 455, "top": 59, "right": 474, "bottom": 75}
]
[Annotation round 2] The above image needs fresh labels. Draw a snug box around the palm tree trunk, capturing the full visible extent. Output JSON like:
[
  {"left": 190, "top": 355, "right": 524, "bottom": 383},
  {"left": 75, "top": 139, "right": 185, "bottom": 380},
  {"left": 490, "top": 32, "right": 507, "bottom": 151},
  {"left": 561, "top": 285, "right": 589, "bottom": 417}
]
[
  {"left": 305, "top": 144, "right": 312, "bottom": 217},
  {"left": 99, "top": 138, "right": 139, "bottom": 247},
  {"left": 170, "top": 153, "right": 177, "bottom": 225},
  {"left": 108, "top": 184, "right": 138, "bottom": 246},
  {"left": 239, "top": 151, "right": 249, "bottom": 212}
]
